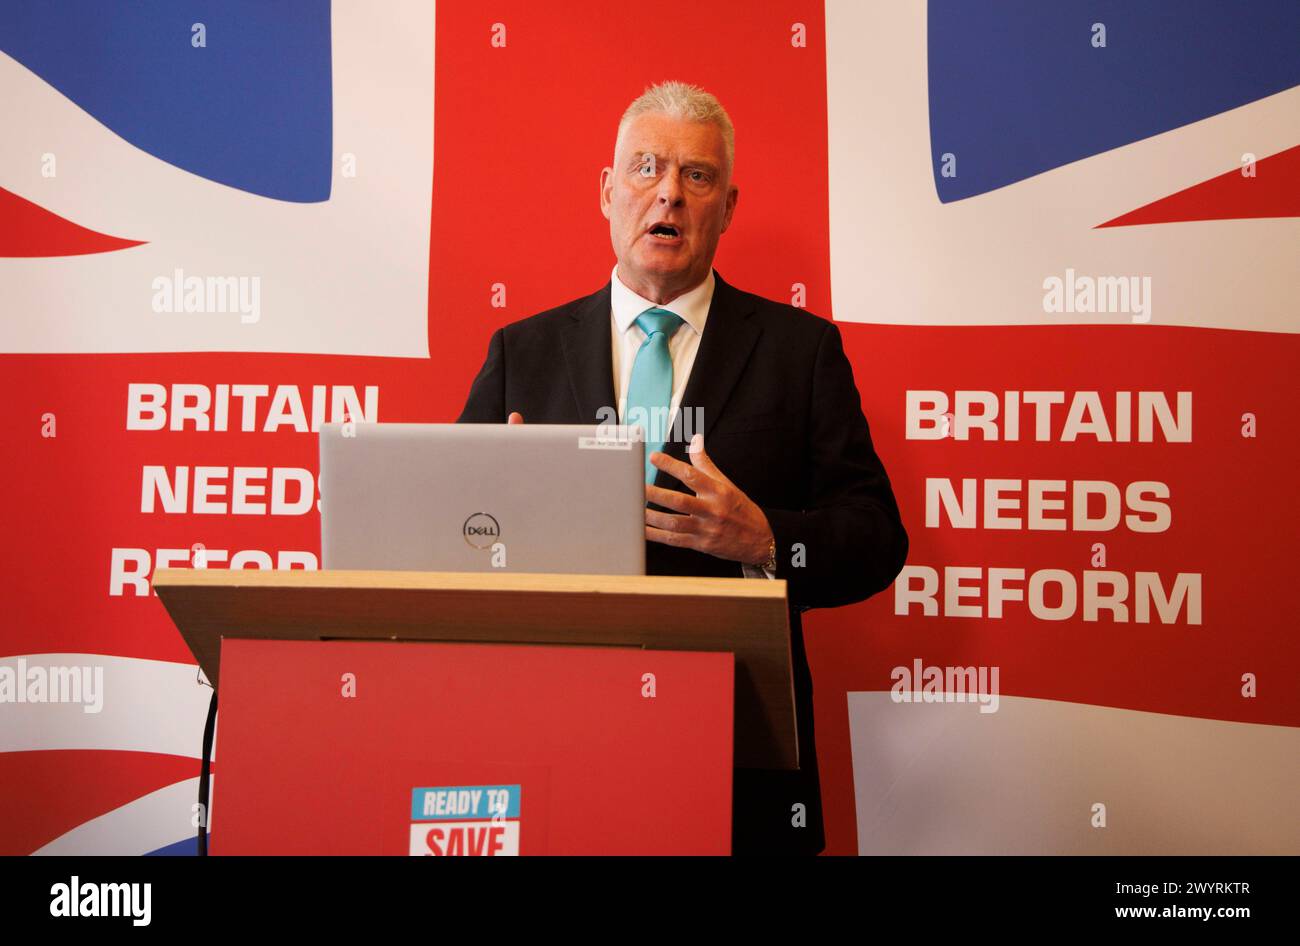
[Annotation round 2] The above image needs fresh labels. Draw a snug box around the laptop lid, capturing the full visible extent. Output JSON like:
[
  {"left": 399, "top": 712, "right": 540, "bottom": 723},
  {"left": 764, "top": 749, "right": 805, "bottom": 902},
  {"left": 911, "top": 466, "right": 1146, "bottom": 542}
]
[{"left": 320, "top": 423, "right": 646, "bottom": 575}]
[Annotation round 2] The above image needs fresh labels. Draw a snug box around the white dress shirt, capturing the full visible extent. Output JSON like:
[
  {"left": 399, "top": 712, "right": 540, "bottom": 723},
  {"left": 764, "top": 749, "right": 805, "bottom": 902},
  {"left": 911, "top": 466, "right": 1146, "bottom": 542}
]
[
  {"left": 609, "top": 264, "right": 712, "bottom": 427},
  {"left": 609, "top": 265, "right": 774, "bottom": 580}
]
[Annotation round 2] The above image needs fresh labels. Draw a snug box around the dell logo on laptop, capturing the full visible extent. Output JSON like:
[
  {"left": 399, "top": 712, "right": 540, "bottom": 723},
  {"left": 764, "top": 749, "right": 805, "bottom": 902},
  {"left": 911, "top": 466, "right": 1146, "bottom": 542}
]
[{"left": 462, "top": 512, "right": 501, "bottom": 549}]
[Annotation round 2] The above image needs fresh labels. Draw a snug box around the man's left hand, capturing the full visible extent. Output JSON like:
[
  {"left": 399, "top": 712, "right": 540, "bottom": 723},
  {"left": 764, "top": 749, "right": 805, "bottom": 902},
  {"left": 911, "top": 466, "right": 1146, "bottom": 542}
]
[{"left": 645, "top": 434, "right": 774, "bottom": 566}]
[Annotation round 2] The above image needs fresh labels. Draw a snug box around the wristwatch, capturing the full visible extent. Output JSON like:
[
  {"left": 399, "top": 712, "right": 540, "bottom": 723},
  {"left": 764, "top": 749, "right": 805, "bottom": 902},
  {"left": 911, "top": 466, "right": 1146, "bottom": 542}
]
[{"left": 760, "top": 538, "right": 777, "bottom": 572}]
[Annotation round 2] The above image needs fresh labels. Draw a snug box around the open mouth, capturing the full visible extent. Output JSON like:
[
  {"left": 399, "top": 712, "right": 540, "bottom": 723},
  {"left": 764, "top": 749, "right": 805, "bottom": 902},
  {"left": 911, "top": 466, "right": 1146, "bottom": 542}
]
[{"left": 648, "top": 223, "right": 681, "bottom": 241}]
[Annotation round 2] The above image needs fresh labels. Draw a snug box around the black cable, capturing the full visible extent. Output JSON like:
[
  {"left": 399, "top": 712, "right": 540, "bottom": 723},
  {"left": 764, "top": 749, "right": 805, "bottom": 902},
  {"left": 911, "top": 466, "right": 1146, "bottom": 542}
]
[{"left": 198, "top": 688, "right": 218, "bottom": 856}]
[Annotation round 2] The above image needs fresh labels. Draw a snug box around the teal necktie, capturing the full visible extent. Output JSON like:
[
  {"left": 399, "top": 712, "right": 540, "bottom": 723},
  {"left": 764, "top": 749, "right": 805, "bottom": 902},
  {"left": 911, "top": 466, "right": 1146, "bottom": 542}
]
[{"left": 625, "top": 307, "right": 685, "bottom": 483}]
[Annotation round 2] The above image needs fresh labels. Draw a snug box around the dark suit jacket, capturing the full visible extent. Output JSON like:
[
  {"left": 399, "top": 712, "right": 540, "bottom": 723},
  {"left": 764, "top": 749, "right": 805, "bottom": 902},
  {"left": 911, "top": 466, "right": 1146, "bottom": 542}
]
[{"left": 457, "top": 270, "right": 909, "bottom": 854}]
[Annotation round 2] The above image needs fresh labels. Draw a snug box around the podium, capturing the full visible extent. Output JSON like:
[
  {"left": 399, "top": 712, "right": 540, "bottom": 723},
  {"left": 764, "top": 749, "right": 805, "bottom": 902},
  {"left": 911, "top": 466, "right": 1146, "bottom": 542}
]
[{"left": 153, "top": 568, "right": 800, "bottom": 855}]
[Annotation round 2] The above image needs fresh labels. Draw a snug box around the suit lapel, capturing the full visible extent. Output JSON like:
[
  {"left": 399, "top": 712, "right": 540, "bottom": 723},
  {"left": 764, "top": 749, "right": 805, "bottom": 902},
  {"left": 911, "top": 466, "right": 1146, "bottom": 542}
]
[
  {"left": 560, "top": 282, "right": 616, "bottom": 424},
  {"left": 656, "top": 270, "right": 761, "bottom": 484},
  {"left": 562, "top": 272, "right": 761, "bottom": 487}
]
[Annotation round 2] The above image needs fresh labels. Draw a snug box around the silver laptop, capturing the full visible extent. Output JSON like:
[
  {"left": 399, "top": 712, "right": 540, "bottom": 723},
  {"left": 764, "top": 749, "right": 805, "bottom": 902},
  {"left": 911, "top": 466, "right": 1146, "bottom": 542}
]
[{"left": 320, "top": 423, "right": 646, "bottom": 575}]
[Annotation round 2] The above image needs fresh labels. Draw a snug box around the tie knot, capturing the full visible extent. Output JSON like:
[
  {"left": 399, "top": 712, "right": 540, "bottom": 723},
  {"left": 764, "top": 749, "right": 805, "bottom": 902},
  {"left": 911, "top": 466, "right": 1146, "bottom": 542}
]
[{"left": 636, "top": 307, "right": 684, "bottom": 339}]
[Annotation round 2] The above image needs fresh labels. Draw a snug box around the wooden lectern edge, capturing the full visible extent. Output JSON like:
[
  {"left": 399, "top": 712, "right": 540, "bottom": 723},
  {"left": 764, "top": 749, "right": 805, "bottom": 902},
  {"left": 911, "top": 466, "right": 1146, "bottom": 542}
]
[
  {"left": 151, "top": 567, "right": 789, "bottom": 600},
  {"left": 152, "top": 567, "right": 799, "bottom": 770}
]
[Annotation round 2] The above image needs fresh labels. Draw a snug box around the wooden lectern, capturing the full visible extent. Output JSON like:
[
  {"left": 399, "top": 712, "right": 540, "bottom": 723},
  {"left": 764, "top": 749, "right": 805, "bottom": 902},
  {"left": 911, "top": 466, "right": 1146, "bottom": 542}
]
[{"left": 153, "top": 568, "right": 800, "bottom": 854}]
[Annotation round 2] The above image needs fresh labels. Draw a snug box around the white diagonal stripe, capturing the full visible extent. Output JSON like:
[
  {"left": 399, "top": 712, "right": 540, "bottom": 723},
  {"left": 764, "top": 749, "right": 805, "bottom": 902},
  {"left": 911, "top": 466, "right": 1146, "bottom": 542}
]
[
  {"left": 0, "top": 0, "right": 435, "bottom": 355},
  {"left": 848, "top": 690, "right": 1300, "bottom": 853},
  {"left": 33, "top": 777, "right": 212, "bottom": 856},
  {"left": 826, "top": 0, "right": 1300, "bottom": 332},
  {"left": 0, "top": 654, "right": 212, "bottom": 758}
]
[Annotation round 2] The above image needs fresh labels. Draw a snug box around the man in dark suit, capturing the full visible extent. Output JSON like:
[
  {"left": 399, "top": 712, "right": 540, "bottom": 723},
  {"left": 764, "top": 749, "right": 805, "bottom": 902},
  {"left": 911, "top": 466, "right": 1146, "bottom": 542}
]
[{"left": 458, "top": 81, "right": 908, "bottom": 855}]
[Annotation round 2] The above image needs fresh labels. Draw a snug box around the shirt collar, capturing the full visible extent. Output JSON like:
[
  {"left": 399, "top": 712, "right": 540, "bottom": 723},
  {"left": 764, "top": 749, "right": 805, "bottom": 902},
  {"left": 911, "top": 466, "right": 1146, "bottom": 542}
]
[{"left": 610, "top": 265, "right": 713, "bottom": 337}]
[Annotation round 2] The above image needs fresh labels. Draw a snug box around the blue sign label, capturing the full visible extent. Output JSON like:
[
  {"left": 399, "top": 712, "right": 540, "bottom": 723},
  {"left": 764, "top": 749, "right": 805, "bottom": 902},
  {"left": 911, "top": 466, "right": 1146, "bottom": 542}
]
[{"left": 411, "top": 785, "right": 520, "bottom": 821}]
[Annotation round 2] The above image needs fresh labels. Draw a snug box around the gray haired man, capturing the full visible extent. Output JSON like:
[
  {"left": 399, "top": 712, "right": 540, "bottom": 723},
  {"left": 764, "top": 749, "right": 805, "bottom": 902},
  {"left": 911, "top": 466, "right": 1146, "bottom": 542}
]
[{"left": 460, "top": 81, "right": 909, "bottom": 855}]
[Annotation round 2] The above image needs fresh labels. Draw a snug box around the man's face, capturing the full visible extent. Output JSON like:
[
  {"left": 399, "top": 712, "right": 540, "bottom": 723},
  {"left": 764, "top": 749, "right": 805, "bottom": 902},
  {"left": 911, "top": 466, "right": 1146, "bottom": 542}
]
[{"left": 600, "top": 112, "right": 738, "bottom": 304}]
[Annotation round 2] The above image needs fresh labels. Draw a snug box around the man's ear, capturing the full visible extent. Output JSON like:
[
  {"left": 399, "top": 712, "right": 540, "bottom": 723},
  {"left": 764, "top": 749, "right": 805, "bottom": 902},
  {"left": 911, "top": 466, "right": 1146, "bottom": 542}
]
[
  {"left": 599, "top": 167, "right": 614, "bottom": 220},
  {"left": 720, "top": 184, "right": 739, "bottom": 233}
]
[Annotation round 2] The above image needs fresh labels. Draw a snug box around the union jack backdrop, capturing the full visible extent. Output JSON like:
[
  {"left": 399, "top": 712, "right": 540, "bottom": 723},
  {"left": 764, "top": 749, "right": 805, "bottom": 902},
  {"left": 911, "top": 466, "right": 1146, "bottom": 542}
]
[{"left": 1, "top": 0, "right": 1296, "bottom": 855}]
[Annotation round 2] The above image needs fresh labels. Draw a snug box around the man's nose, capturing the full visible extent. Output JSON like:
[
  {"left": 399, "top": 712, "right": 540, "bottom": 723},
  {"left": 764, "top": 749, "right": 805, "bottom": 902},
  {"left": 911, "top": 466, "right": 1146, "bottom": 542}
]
[{"left": 656, "top": 168, "right": 685, "bottom": 206}]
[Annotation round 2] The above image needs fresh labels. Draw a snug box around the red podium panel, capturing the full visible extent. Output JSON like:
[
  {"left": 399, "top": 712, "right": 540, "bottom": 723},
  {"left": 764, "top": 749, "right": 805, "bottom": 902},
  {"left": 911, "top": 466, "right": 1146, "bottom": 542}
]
[{"left": 213, "top": 639, "right": 733, "bottom": 855}]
